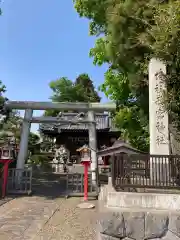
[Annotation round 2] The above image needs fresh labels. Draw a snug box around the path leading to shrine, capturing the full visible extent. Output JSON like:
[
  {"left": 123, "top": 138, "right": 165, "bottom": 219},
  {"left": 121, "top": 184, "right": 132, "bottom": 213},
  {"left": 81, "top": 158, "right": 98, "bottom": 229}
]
[{"left": 0, "top": 196, "right": 98, "bottom": 240}]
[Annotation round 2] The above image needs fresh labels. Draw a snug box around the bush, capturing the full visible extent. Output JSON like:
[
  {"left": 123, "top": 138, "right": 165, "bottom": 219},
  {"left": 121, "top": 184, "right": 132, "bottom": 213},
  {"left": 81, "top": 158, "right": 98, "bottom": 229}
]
[{"left": 29, "top": 154, "right": 50, "bottom": 166}]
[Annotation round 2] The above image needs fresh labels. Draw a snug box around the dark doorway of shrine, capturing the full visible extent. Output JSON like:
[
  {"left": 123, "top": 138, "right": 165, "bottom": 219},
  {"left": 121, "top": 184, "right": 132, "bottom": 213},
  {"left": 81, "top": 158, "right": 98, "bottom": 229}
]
[{"left": 56, "top": 130, "right": 118, "bottom": 162}]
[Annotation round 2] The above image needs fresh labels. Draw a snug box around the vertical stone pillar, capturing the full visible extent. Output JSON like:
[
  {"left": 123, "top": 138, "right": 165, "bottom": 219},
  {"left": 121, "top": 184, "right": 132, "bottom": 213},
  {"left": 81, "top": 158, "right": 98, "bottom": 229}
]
[
  {"left": 149, "top": 58, "right": 170, "bottom": 183},
  {"left": 88, "top": 111, "right": 98, "bottom": 187},
  {"left": 16, "top": 109, "right": 33, "bottom": 169}
]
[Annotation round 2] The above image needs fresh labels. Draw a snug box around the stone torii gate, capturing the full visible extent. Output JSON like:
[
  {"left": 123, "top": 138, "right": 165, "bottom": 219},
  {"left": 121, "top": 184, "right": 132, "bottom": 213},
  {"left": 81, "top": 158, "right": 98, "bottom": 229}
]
[{"left": 4, "top": 101, "right": 116, "bottom": 185}]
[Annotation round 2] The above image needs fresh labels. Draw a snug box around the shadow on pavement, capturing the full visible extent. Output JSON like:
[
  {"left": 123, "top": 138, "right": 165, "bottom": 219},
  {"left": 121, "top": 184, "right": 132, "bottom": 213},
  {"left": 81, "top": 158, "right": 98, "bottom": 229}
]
[
  {"left": 0, "top": 196, "right": 16, "bottom": 206},
  {"left": 31, "top": 172, "right": 67, "bottom": 199},
  {"left": 31, "top": 171, "right": 108, "bottom": 200},
  {"left": 4, "top": 166, "right": 109, "bottom": 200}
]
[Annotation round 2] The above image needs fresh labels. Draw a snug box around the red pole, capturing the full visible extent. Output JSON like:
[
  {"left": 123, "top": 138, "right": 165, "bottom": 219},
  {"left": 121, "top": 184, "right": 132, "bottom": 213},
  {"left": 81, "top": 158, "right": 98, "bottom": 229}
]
[
  {"left": 84, "top": 162, "right": 89, "bottom": 201},
  {"left": 2, "top": 161, "right": 10, "bottom": 198}
]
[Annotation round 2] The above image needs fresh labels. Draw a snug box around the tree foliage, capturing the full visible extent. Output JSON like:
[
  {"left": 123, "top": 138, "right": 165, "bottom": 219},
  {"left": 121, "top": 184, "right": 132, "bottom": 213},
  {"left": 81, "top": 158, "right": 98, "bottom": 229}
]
[
  {"left": 0, "top": 81, "right": 12, "bottom": 129},
  {"left": 0, "top": 80, "right": 6, "bottom": 104},
  {"left": 0, "top": 111, "right": 40, "bottom": 156},
  {"left": 45, "top": 73, "right": 101, "bottom": 116},
  {"left": 0, "top": 80, "right": 40, "bottom": 153},
  {"left": 73, "top": 0, "right": 180, "bottom": 151},
  {"left": 0, "top": 80, "right": 41, "bottom": 166},
  {"left": 0, "top": 111, "right": 21, "bottom": 143},
  {"left": 28, "top": 132, "right": 40, "bottom": 153}
]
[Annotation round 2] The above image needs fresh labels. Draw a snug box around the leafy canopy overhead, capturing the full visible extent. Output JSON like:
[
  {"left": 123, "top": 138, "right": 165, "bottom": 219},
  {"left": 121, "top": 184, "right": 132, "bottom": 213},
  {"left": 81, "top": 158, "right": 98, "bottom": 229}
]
[{"left": 73, "top": 0, "right": 180, "bottom": 151}]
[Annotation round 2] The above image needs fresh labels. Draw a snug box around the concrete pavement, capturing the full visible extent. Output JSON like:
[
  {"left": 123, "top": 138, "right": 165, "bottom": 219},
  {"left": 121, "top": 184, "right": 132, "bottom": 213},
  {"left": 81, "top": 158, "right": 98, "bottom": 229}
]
[
  {"left": 0, "top": 196, "right": 98, "bottom": 240},
  {"left": 0, "top": 196, "right": 60, "bottom": 240}
]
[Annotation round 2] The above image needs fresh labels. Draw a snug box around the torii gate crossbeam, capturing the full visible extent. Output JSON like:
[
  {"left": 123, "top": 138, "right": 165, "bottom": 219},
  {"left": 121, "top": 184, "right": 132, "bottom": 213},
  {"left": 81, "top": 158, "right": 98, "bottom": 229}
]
[{"left": 5, "top": 101, "right": 116, "bottom": 111}]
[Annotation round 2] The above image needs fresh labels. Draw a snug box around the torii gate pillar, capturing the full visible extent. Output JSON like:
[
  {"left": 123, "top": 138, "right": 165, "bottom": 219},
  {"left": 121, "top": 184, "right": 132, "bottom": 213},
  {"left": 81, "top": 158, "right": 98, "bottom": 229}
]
[
  {"left": 16, "top": 109, "right": 33, "bottom": 169},
  {"left": 88, "top": 111, "right": 98, "bottom": 186}
]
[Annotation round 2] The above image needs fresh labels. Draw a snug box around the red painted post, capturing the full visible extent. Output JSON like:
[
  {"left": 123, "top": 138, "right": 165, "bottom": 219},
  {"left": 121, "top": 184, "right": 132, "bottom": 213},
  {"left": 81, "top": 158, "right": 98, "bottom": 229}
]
[
  {"left": 2, "top": 162, "right": 8, "bottom": 198},
  {"left": 77, "top": 145, "right": 91, "bottom": 202},
  {"left": 0, "top": 160, "right": 12, "bottom": 198},
  {"left": 83, "top": 162, "right": 89, "bottom": 201}
]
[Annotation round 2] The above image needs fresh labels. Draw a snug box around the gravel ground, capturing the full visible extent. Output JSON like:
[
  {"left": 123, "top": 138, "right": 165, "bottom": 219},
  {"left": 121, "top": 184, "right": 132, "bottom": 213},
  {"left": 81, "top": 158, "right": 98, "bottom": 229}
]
[{"left": 34, "top": 197, "right": 98, "bottom": 240}]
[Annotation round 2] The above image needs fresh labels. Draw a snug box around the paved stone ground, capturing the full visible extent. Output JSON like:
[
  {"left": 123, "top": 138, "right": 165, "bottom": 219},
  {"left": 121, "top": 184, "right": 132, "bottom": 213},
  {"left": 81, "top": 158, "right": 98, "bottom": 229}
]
[
  {"left": 0, "top": 166, "right": 100, "bottom": 240},
  {"left": 0, "top": 196, "right": 14, "bottom": 207},
  {"left": 34, "top": 197, "right": 98, "bottom": 240},
  {"left": 0, "top": 196, "right": 98, "bottom": 240},
  {"left": 0, "top": 196, "right": 59, "bottom": 240}
]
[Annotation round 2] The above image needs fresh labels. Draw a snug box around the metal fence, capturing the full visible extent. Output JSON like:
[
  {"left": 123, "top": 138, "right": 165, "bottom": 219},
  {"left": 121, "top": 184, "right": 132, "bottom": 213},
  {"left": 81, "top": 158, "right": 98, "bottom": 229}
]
[
  {"left": 65, "top": 171, "right": 99, "bottom": 198},
  {"left": 29, "top": 163, "right": 74, "bottom": 174},
  {"left": 7, "top": 168, "right": 32, "bottom": 195},
  {"left": 111, "top": 154, "right": 180, "bottom": 191}
]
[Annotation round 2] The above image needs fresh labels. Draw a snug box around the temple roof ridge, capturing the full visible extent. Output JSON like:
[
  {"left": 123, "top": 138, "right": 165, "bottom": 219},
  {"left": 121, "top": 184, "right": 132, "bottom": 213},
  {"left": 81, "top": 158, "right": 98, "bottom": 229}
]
[{"left": 39, "top": 113, "right": 118, "bottom": 132}]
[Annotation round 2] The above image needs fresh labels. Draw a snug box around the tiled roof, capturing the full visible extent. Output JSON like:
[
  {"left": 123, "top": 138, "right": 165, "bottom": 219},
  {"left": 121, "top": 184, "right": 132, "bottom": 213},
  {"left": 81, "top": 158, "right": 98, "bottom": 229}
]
[
  {"left": 97, "top": 140, "right": 146, "bottom": 157},
  {"left": 39, "top": 113, "right": 118, "bottom": 132}
]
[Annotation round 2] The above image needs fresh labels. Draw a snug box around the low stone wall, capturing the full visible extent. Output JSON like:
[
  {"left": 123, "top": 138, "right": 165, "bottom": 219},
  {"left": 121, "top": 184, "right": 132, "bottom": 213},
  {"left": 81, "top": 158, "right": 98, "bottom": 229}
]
[
  {"left": 98, "top": 210, "right": 180, "bottom": 240},
  {"left": 98, "top": 178, "right": 180, "bottom": 239},
  {"left": 107, "top": 191, "right": 180, "bottom": 211}
]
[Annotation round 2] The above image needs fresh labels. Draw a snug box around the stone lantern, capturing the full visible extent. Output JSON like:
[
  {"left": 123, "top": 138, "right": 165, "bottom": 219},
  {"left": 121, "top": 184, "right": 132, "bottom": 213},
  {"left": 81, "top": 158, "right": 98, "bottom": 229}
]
[{"left": 0, "top": 144, "right": 14, "bottom": 160}]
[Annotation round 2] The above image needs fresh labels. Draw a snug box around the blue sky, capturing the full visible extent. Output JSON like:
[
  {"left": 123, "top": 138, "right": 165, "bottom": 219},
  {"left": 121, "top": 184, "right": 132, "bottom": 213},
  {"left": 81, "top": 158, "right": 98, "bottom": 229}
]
[{"left": 0, "top": 0, "right": 108, "bottom": 133}]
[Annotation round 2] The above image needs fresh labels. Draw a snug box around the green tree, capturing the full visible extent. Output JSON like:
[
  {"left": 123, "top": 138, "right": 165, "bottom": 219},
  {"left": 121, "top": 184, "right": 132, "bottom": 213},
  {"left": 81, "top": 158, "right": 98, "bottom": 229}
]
[
  {"left": 45, "top": 73, "right": 101, "bottom": 116},
  {"left": 75, "top": 73, "right": 100, "bottom": 102},
  {"left": 74, "top": 0, "right": 150, "bottom": 151},
  {"left": 0, "top": 111, "right": 40, "bottom": 152},
  {"left": 28, "top": 132, "right": 40, "bottom": 153},
  {"left": 73, "top": 0, "right": 180, "bottom": 151},
  {"left": 147, "top": 1, "right": 180, "bottom": 128},
  {"left": 0, "top": 81, "right": 41, "bottom": 166},
  {"left": 0, "top": 81, "right": 12, "bottom": 131},
  {"left": 0, "top": 111, "right": 21, "bottom": 144},
  {"left": 101, "top": 70, "right": 149, "bottom": 151}
]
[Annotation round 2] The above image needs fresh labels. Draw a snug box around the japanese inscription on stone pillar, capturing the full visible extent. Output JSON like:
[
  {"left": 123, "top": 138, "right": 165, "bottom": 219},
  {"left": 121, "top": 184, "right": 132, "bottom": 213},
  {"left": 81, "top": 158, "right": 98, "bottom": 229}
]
[
  {"left": 155, "top": 71, "right": 167, "bottom": 145},
  {"left": 149, "top": 58, "right": 169, "bottom": 155}
]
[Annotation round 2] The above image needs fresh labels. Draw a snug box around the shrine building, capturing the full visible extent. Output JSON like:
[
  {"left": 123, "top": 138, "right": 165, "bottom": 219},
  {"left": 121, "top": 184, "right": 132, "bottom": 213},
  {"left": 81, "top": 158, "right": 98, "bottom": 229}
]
[{"left": 39, "top": 113, "right": 120, "bottom": 162}]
